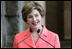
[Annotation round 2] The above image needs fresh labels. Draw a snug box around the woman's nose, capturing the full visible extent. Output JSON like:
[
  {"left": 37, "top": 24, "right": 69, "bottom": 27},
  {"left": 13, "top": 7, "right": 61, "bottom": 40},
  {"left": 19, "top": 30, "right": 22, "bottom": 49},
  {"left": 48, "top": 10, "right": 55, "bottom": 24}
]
[{"left": 33, "top": 17, "right": 36, "bottom": 21}]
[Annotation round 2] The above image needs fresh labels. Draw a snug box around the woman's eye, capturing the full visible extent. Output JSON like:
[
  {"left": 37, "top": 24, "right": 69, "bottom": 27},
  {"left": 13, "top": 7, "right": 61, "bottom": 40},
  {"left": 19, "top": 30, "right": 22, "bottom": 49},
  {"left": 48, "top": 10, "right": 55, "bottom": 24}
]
[
  {"left": 28, "top": 16, "right": 32, "bottom": 18},
  {"left": 35, "top": 14, "right": 38, "bottom": 17}
]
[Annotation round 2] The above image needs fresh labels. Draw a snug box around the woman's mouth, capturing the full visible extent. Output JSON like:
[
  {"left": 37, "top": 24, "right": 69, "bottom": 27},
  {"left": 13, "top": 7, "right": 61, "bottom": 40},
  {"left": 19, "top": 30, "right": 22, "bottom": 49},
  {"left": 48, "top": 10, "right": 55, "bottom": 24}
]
[{"left": 32, "top": 22, "right": 38, "bottom": 26}]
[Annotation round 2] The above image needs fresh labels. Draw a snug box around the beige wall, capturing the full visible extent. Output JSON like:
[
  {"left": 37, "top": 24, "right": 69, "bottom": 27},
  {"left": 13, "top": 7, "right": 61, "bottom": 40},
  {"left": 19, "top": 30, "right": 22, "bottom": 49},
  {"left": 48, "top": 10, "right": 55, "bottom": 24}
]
[
  {"left": 64, "top": 1, "right": 71, "bottom": 39},
  {"left": 36, "top": 1, "right": 46, "bottom": 26}
]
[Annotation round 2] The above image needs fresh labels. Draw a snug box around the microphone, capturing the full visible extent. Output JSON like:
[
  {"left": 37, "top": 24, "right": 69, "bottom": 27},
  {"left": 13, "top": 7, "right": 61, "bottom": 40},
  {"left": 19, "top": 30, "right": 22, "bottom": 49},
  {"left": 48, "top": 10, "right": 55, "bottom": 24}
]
[
  {"left": 30, "top": 28, "right": 33, "bottom": 33},
  {"left": 37, "top": 29, "right": 55, "bottom": 48},
  {"left": 13, "top": 28, "right": 32, "bottom": 48}
]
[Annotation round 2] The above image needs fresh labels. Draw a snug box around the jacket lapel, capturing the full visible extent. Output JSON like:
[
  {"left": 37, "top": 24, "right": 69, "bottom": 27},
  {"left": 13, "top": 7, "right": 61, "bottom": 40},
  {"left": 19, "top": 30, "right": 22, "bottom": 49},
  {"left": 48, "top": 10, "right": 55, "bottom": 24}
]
[
  {"left": 22, "top": 25, "right": 49, "bottom": 48},
  {"left": 35, "top": 25, "right": 49, "bottom": 47},
  {"left": 23, "top": 27, "right": 36, "bottom": 48}
]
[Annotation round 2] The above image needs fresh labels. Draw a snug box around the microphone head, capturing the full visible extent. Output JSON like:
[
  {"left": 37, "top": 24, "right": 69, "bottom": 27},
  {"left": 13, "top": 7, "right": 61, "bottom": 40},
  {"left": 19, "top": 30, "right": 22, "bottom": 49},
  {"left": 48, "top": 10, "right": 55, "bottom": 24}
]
[
  {"left": 30, "top": 28, "right": 33, "bottom": 33},
  {"left": 37, "top": 29, "right": 40, "bottom": 33}
]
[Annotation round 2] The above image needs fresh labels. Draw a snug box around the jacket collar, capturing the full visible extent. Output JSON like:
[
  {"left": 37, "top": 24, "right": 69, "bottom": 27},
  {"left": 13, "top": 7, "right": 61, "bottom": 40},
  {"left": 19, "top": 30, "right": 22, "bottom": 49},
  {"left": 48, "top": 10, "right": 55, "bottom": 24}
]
[
  {"left": 23, "top": 25, "right": 49, "bottom": 48},
  {"left": 23, "top": 27, "right": 36, "bottom": 48},
  {"left": 41, "top": 25, "right": 48, "bottom": 37},
  {"left": 35, "top": 25, "right": 49, "bottom": 47},
  {"left": 23, "top": 25, "right": 48, "bottom": 37}
]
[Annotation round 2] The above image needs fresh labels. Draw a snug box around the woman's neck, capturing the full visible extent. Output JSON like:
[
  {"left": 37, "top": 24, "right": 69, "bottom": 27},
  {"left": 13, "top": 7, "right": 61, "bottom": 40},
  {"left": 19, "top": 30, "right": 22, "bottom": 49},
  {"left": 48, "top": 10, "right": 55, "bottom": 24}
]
[{"left": 31, "top": 25, "right": 42, "bottom": 34}]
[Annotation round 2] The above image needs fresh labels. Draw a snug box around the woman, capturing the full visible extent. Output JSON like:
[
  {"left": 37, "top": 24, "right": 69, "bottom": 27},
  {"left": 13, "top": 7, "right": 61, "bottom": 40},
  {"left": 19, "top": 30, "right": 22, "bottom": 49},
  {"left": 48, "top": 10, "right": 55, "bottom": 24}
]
[{"left": 13, "top": 1, "right": 60, "bottom": 48}]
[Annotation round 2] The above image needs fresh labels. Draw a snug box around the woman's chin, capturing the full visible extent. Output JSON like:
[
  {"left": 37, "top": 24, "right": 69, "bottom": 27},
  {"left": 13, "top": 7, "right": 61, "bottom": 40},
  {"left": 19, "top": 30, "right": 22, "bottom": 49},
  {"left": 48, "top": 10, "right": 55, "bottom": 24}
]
[
  {"left": 32, "top": 26, "right": 39, "bottom": 29},
  {"left": 31, "top": 24, "right": 41, "bottom": 29},
  {"left": 32, "top": 27, "right": 38, "bottom": 29}
]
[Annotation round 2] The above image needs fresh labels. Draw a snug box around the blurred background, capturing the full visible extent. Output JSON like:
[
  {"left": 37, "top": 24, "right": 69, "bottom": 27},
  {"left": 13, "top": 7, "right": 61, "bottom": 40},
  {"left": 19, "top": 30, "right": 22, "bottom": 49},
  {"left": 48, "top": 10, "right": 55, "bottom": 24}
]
[{"left": 1, "top": 1, "right": 71, "bottom": 48}]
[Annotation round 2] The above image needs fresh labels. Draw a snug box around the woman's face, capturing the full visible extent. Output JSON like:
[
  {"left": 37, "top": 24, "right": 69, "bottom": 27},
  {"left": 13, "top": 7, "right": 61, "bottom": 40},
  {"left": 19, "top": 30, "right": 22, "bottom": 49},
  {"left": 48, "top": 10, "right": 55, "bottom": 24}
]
[{"left": 27, "top": 9, "right": 42, "bottom": 29}]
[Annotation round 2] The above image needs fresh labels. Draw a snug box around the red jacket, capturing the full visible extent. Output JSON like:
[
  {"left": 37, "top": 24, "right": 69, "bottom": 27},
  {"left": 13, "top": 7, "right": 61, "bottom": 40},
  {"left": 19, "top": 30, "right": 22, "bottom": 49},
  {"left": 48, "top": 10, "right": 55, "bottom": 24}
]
[{"left": 13, "top": 25, "right": 60, "bottom": 48}]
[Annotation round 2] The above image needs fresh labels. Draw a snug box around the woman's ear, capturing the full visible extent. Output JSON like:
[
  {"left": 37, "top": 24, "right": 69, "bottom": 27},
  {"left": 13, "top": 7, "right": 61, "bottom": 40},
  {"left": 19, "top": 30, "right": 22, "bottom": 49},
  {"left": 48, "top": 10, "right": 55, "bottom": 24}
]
[
  {"left": 27, "top": 21, "right": 28, "bottom": 23},
  {"left": 27, "top": 21, "right": 29, "bottom": 25}
]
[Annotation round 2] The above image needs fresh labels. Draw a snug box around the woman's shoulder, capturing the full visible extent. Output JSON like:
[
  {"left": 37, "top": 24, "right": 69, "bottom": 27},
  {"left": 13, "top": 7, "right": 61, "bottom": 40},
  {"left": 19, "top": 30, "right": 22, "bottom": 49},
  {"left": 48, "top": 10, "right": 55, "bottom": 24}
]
[
  {"left": 43, "top": 25, "right": 59, "bottom": 37},
  {"left": 47, "top": 29, "right": 59, "bottom": 37},
  {"left": 14, "top": 27, "right": 30, "bottom": 38},
  {"left": 14, "top": 31, "right": 25, "bottom": 38}
]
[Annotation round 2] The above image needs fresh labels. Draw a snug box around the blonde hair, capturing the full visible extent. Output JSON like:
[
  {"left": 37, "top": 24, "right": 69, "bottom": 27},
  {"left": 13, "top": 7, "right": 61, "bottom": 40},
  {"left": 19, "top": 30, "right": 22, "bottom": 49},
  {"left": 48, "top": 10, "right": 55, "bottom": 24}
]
[{"left": 21, "top": 1, "right": 45, "bottom": 22}]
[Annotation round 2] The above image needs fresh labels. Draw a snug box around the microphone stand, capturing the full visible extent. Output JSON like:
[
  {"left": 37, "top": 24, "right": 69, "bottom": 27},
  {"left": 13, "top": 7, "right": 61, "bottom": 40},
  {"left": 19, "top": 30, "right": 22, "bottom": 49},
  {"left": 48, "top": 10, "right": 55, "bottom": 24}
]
[
  {"left": 37, "top": 29, "right": 55, "bottom": 48},
  {"left": 13, "top": 28, "right": 33, "bottom": 48},
  {"left": 13, "top": 33, "right": 31, "bottom": 48}
]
